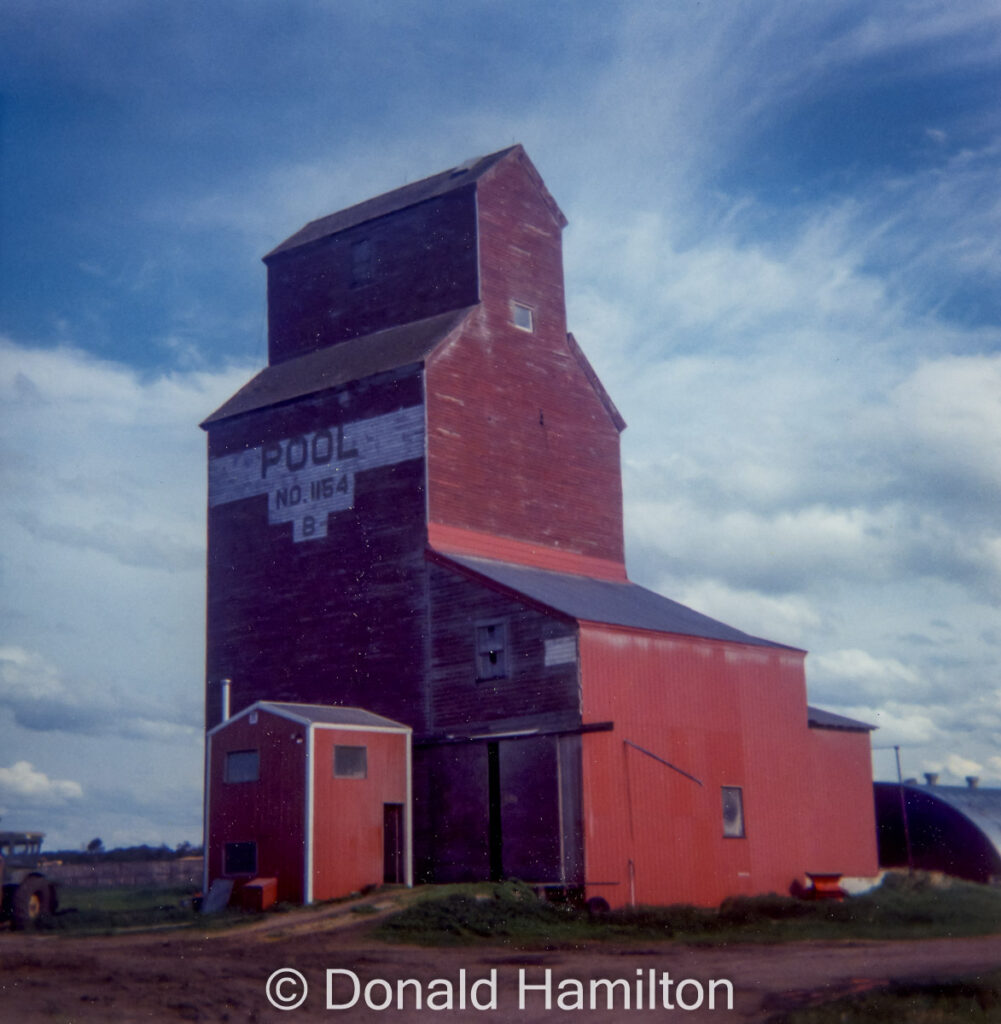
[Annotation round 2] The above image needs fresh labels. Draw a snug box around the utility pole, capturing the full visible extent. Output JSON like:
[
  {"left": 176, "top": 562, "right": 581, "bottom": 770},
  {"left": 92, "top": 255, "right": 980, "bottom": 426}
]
[{"left": 894, "top": 745, "right": 914, "bottom": 873}]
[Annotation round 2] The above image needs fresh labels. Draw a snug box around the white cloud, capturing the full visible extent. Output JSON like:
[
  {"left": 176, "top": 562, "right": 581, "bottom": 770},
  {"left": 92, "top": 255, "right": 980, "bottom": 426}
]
[{"left": 0, "top": 761, "right": 82, "bottom": 804}]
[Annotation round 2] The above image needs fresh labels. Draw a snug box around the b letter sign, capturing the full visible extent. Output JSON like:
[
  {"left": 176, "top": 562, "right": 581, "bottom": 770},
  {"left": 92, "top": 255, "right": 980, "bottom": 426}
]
[{"left": 209, "top": 405, "right": 424, "bottom": 542}]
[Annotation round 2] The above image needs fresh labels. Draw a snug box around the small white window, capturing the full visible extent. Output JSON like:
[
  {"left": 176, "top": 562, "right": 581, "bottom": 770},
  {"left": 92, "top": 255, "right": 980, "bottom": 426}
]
[
  {"left": 512, "top": 302, "right": 533, "bottom": 331},
  {"left": 334, "top": 745, "right": 367, "bottom": 779},
  {"left": 721, "top": 786, "right": 745, "bottom": 838},
  {"left": 225, "top": 750, "right": 259, "bottom": 783}
]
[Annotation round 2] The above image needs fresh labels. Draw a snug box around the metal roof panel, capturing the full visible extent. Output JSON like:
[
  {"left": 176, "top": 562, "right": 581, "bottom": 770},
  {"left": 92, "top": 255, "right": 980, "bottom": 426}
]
[
  {"left": 265, "top": 147, "right": 520, "bottom": 260},
  {"left": 441, "top": 554, "right": 796, "bottom": 650},
  {"left": 201, "top": 307, "right": 472, "bottom": 426},
  {"left": 260, "top": 701, "right": 410, "bottom": 731},
  {"left": 807, "top": 706, "right": 875, "bottom": 731}
]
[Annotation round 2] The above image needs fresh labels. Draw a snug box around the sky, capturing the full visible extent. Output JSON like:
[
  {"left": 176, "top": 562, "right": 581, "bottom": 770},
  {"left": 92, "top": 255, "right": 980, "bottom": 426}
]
[{"left": 1, "top": 1, "right": 999, "bottom": 851}]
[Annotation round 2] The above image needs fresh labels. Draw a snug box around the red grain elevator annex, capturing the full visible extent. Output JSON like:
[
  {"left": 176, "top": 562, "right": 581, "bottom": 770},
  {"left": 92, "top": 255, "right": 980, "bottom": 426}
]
[{"left": 201, "top": 145, "right": 878, "bottom": 907}]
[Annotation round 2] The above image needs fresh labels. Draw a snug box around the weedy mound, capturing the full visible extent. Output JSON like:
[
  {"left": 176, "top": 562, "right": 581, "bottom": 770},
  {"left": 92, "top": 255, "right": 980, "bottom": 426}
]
[
  {"left": 378, "top": 873, "right": 1001, "bottom": 947},
  {"left": 378, "top": 880, "right": 577, "bottom": 944}
]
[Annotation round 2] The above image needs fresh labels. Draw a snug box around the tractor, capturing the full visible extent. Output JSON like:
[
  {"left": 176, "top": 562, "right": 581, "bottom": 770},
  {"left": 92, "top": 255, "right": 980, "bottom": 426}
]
[{"left": 0, "top": 831, "right": 58, "bottom": 929}]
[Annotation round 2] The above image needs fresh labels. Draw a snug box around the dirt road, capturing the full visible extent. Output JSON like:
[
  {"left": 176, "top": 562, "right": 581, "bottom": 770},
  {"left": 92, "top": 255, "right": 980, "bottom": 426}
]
[{"left": 2, "top": 913, "right": 999, "bottom": 1022}]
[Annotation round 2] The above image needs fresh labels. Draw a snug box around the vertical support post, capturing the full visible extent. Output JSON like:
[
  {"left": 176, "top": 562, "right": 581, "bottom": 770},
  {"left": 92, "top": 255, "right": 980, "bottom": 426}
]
[{"left": 894, "top": 745, "right": 914, "bottom": 873}]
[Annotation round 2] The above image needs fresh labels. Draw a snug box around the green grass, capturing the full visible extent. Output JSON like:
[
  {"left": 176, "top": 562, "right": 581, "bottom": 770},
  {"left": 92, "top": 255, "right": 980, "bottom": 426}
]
[
  {"left": 377, "top": 874, "right": 1001, "bottom": 947},
  {"left": 39, "top": 884, "right": 207, "bottom": 934},
  {"left": 766, "top": 969, "right": 1001, "bottom": 1023}
]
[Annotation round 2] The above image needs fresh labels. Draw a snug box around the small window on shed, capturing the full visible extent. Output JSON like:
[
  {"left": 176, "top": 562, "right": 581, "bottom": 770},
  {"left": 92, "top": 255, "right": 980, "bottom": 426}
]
[
  {"left": 224, "top": 840, "right": 257, "bottom": 875},
  {"left": 512, "top": 302, "right": 534, "bottom": 331},
  {"left": 476, "top": 620, "right": 508, "bottom": 680},
  {"left": 225, "top": 750, "right": 259, "bottom": 783},
  {"left": 721, "top": 786, "right": 745, "bottom": 838},
  {"left": 334, "top": 745, "right": 367, "bottom": 779},
  {"left": 351, "top": 238, "right": 373, "bottom": 287}
]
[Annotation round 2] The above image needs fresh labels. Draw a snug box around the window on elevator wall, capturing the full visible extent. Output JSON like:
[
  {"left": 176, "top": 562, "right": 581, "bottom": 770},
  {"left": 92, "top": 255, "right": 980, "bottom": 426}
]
[
  {"left": 476, "top": 620, "right": 508, "bottom": 680},
  {"left": 721, "top": 786, "right": 745, "bottom": 838},
  {"left": 511, "top": 301, "right": 534, "bottom": 331}
]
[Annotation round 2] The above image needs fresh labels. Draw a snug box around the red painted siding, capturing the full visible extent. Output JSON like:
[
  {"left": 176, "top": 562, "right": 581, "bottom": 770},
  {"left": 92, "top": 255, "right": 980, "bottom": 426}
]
[
  {"left": 578, "top": 623, "right": 850, "bottom": 907},
  {"left": 804, "top": 726, "right": 879, "bottom": 876},
  {"left": 310, "top": 727, "right": 409, "bottom": 901},
  {"left": 426, "top": 153, "right": 626, "bottom": 568},
  {"left": 207, "top": 710, "right": 307, "bottom": 904},
  {"left": 428, "top": 523, "right": 627, "bottom": 581}
]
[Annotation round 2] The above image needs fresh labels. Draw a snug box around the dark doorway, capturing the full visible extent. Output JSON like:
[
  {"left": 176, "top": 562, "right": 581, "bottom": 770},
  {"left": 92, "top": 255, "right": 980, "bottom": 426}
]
[
  {"left": 487, "top": 742, "right": 503, "bottom": 881},
  {"left": 383, "top": 803, "right": 404, "bottom": 883}
]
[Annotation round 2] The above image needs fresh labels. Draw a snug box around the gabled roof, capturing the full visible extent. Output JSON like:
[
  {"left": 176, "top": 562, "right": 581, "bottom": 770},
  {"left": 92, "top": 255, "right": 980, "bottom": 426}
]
[
  {"left": 210, "top": 700, "right": 410, "bottom": 734},
  {"left": 265, "top": 145, "right": 565, "bottom": 260},
  {"left": 437, "top": 553, "right": 796, "bottom": 650},
  {"left": 261, "top": 701, "right": 410, "bottom": 730},
  {"left": 807, "top": 706, "right": 875, "bottom": 731},
  {"left": 201, "top": 307, "right": 472, "bottom": 427}
]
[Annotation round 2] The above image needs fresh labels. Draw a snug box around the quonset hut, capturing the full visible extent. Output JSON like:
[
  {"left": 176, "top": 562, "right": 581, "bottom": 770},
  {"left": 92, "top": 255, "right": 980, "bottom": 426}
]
[
  {"left": 201, "top": 145, "right": 878, "bottom": 907},
  {"left": 874, "top": 778, "right": 1001, "bottom": 884}
]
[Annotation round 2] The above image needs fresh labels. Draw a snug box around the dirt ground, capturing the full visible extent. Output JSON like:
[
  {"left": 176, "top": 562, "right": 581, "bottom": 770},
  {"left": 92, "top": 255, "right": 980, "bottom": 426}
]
[{"left": 1, "top": 905, "right": 1000, "bottom": 1023}]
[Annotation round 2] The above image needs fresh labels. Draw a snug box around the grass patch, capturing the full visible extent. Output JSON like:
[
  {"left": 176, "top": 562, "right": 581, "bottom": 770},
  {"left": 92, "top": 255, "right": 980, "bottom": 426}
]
[
  {"left": 766, "top": 969, "right": 1001, "bottom": 1023},
  {"left": 378, "top": 881, "right": 578, "bottom": 945},
  {"left": 377, "top": 874, "right": 1001, "bottom": 947},
  {"left": 38, "top": 884, "right": 208, "bottom": 934}
]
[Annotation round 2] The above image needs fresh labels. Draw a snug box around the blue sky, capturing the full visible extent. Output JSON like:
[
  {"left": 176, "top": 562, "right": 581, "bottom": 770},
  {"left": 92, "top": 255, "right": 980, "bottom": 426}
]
[{"left": 1, "top": 1, "right": 1000, "bottom": 850}]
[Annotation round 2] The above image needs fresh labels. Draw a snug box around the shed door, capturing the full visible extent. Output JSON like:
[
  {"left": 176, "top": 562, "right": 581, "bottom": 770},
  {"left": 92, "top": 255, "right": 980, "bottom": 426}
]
[{"left": 383, "top": 803, "right": 404, "bottom": 883}]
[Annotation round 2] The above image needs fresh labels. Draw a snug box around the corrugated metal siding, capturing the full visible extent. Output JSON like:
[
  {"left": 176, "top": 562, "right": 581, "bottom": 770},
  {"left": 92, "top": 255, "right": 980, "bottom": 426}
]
[
  {"left": 425, "top": 155, "right": 626, "bottom": 567},
  {"left": 804, "top": 727, "right": 879, "bottom": 875},
  {"left": 578, "top": 624, "right": 820, "bottom": 907},
  {"left": 207, "top": 710, "right": 307, "bottom": 903}
]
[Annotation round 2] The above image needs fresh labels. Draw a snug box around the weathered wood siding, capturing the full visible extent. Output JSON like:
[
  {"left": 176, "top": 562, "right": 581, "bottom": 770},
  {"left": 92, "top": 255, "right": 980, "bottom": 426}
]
[
  {"left": 414, "top": 734, "right": 583, "bottom": 886},
  {"left": 266, "top": 188, "right": 479, "bottom": 364},
  {"left": 426, "top": 561, "right": 581, "bottom": 734},
  {"left": 426, "top": 153, "right": 626, "bottom": 567},
  {"left": 204, "top": 369, "right": 430, "bottom": 732}
]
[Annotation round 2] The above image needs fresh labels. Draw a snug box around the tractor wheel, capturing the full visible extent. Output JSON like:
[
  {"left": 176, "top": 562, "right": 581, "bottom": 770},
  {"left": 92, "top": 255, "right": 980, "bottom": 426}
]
[{"left": 12, "top": 877, "right": 49, "bottom": 930}]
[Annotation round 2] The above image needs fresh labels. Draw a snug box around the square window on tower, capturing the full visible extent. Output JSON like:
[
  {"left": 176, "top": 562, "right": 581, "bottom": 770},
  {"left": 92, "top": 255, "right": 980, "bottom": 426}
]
[
  {"left": 511, "top": 302, "right": 534, "bottom": 331},
  {"left": 476, "top": 620, "right": 508, "bottom": 680}
]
